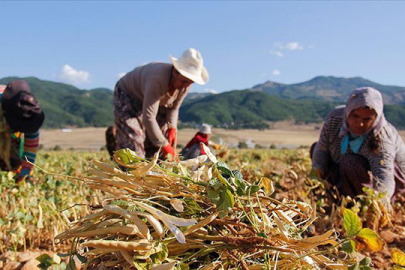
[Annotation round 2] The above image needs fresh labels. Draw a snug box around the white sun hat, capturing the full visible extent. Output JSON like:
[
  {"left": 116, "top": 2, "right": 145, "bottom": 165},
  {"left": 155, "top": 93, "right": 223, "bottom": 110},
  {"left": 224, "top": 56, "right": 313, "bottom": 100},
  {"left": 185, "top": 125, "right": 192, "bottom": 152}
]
[
  {"left": 169, "top": 48, "right": 209, "bottom": 85},
  {"left": 199, "top": 123, "right": 212, "bottom": 135}
]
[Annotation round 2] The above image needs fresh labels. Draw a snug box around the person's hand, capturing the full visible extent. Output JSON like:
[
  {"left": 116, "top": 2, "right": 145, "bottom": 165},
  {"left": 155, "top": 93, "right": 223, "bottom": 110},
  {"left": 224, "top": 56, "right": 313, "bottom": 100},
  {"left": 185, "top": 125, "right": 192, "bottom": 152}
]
[
  {"left": 15, "top": 167, "right": 32, "bottom": 183},
  {"left": 162, "top": 144, "right": 177, "bottom": 161},
  {"left": 167, "top": 128, "right": 177, "bottom": 148}
]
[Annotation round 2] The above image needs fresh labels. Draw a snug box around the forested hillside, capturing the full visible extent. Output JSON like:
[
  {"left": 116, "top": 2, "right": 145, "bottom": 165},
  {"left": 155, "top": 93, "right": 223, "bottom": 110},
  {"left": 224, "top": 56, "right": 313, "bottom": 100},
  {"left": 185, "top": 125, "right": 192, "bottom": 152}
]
[{"left": 1, "top": 76, "right": 405, "bottom": 129}]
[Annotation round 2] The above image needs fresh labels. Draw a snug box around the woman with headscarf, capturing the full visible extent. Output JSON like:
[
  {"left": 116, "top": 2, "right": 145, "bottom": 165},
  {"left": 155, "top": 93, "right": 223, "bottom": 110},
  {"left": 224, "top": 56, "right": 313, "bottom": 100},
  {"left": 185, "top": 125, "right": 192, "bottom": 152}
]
[
  {"left": 0, "top": 80, "right": 45, "bottom": 182},
  {"left": 311, "top": 87, "right": 405, "bottom": 204}
]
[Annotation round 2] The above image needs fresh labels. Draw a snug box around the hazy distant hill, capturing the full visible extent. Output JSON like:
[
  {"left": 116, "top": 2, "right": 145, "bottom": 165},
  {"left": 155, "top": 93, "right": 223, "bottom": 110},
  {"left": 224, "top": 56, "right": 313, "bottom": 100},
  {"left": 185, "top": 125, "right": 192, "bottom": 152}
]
[
  {"left": 0, "top": 77, "right": 114, "bottom": 128},
  {"left": 251, "top": 76, "right": 405, "bottom": 104},
  {"left": 1, "top": 76, "right": 405, "bottom": 129},
  {"left": 185, "top": 92, "right": 212, "bottom": 101}
]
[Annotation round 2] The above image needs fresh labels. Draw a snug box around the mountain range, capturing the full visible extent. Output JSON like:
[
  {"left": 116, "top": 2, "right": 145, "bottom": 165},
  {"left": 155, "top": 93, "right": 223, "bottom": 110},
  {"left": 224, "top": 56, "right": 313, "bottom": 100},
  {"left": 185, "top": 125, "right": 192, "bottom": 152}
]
[
  {"left": 1, "top": 76, "right": 404, "bottom": 129},
  {"left": 251, "top": 76, "right": 405, "bottom": 104}
]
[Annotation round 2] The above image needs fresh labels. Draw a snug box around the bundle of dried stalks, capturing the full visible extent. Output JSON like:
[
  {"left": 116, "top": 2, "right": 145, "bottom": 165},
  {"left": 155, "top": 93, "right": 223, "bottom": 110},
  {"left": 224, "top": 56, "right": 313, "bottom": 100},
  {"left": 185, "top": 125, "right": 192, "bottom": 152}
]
[{"left": 57, "top": 146, "right": 349, "bottom": 270}]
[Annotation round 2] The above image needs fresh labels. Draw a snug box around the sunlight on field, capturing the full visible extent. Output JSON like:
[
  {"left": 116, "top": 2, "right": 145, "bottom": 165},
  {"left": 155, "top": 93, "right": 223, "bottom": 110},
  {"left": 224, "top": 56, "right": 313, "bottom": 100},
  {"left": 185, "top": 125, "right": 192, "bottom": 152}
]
[{"left": 40, "top": 126, "right": 322, "bottom": 151}]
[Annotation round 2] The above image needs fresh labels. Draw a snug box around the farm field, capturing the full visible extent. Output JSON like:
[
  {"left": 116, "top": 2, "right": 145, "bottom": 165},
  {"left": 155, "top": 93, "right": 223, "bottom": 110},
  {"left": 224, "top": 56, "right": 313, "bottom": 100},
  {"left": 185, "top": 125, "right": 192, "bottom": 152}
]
[
  {"left": 39, "top": 125, "right": 323, "bottom": 151},
  {"left": 39, "top": 125, "right": 405, "bottom": 151},
  {"left": 1, "top": 148, "right": 405, "bottom": 269}
]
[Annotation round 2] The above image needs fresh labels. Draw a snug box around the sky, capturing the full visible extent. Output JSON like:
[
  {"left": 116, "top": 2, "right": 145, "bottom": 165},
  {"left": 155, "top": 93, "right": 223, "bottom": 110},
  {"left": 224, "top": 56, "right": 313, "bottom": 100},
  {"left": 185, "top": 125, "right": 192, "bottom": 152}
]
[{"left": 1, "top": 1, "right": 405, "bottom": 93}]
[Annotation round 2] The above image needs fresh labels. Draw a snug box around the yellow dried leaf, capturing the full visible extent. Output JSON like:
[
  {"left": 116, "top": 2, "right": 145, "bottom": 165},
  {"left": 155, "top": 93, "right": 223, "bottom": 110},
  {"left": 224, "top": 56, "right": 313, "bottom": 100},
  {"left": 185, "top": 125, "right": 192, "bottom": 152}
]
[
  {"left": 392, "top": 248, "right": 405, "bottom": 267},
  {"left": 132, "top": 151, "right": 159, "bottom": 175},
  {"left": 201, "top": 143, "right": 217, "bottom": 163},
  {"left": 261, "top": 177, "right": 274, "bottom": 195},
  {"left": 184, "top": 212, "right": 218, "bottom": 236},
  {"left": 356, "top": 228, "right": 384, "bottom": 252},
  {"left": 170, "top": 199, "right": 184, "bottom": 212},
  {"left": 273, "top": 212, "right": 289, "bottom": 241},
  {"left": 301, "top": 230, "right": 335, "bottom": 244},
  {"left": 151, "top": 262, "right": 176, "bottom": 270}
]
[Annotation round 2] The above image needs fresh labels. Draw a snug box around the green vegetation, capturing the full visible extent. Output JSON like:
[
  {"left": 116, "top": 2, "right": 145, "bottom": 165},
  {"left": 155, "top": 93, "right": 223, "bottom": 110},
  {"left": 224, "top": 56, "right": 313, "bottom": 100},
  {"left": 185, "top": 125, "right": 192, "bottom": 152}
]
[
  {"left": 181, "top": 90, "right": 337, "bottom": 128},
  {"left": 2, "top": 76, "right": 405, "bottom": 129}
]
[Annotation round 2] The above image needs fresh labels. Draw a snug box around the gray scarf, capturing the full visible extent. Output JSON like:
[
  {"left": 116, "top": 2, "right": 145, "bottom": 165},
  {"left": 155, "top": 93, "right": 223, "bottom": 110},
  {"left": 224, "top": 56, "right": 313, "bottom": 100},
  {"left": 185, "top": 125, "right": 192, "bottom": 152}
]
[{"left": 339, "top": 87, "right": 387, "bottom": 138}]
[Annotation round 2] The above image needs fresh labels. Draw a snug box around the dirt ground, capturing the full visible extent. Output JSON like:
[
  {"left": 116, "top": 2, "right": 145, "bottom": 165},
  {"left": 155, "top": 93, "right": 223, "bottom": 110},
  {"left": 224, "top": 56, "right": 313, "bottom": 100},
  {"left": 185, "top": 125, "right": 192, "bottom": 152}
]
[{"left": 39, "top": 123, "right": 405, "bottom": 151}]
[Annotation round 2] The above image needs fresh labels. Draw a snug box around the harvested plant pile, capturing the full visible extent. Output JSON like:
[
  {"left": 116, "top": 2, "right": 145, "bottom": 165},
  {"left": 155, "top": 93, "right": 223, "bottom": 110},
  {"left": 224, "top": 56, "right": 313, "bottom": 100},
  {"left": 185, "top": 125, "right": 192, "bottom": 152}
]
[{"left": 58, "top": 146, "right": 354, "bottom": 269}]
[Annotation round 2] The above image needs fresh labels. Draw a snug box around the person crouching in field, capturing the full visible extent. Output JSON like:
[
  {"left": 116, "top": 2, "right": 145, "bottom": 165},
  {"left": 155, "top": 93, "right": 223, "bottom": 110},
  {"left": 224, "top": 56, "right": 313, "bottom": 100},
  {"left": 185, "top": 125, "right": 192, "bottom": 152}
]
[
  {"left": 0, "top": 80, "right": 45, "bottom": 182},
  {"left": 180, "top": 123, "right": 212, "bottom": 160},
  {"left": 106, "top": 48, "right": 209, "bottom": 160},
  {"left": 311, "top": 87, "right": 405, "bottom": 205}
]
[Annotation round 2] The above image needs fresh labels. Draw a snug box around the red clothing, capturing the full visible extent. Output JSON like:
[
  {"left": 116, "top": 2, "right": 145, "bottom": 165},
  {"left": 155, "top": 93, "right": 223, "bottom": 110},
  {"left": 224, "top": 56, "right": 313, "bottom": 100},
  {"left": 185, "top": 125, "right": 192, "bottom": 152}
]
[{"left": 184, "top": 132, "right": 209, "bottom": 155}]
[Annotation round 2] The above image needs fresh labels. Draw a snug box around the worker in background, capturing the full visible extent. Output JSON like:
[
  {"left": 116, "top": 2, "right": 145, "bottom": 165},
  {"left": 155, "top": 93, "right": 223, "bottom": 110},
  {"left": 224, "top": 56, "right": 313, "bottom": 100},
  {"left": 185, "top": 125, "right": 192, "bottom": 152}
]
[
  {"left": 0, "top": 80, "right": 45, "bottom": 182},
  {"left": 180, "top": 123, "right": 212, "bottom": 160}
]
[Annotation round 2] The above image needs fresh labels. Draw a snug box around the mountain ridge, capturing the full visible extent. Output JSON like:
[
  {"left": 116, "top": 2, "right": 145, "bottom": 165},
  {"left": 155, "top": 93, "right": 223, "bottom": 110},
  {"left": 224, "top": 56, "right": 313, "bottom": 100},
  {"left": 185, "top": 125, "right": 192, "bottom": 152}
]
[
  {"left": 1, "top": 76, "right": 405, "bottom": 129},
  {"left": 251, "top": 76, "right": 405, "bottom": 104}
]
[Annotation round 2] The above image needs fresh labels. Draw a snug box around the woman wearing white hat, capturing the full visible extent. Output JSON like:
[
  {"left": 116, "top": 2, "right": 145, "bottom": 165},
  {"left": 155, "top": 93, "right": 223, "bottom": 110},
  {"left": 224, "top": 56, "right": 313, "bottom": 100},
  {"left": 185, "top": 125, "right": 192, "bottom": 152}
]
[{"left": 107, "top": 48, "right": 209, "bottom": 160}]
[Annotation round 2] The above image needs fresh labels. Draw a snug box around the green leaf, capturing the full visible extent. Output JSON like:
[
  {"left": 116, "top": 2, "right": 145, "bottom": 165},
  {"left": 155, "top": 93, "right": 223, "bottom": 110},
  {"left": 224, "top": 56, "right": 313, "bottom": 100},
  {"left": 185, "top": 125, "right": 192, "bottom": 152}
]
[
  {"left": 232, "top": 170, "right": 244, "bottom": 181},
  {"left": 213, "top": 167, "right": 233, "bottom": 190},
  {"left": 36, "top": 254, "right": 53, "bottom": 270},
  {"left": 343, "top": 208, "right": 362, "bottom": 238},
  {"left": 247, "top": 185, "right": 260, "bottom": 195},
  {"left": 216, "top": 162, "right": 234, "bottom": 177},
  {"left": 66, "top": 257, "right": 76, "bottom": 270},
  {"left": 133, "top": 260, "right": 151, "bottom": 270},
  {"left": 176, "top": 263, "right": 190, "bottom": 270},
  {"left": 207, "top": 186, "right": 220, "bottom": 204},
  {"left": 150, "top": 242, "right": 168, "bottom": 264},
  {"left": 342, "top": 240, "right": 356, "bottom": 254},
  {"left": 359, "top": 257, "right": 371, "bottom": 266},
  {"left": 356, "top": 228, "right": 384, "bottom": 252},
  {"left": 76, "top": 254, "right": 87, "bottom": 264},
  {"left": 178, "top": 163, "right": 190, "bottom": 178},
  {"left": 115, "top": 149, "right": 131, "bottom": 164},
  {"left": 348, "top": 262, "right": 359, "bottom": 270},
  {"left": 234, "top": 174, "right": 248, "bottom": 195},
  {"left": 217, "top": 188, "right": 234, "bottom": 217},
  {"left": 183, "top": 197, "right": 203, "bottom": 215},
  {"left": 209, "top": 178, "right": 223, "bottom": 190}
]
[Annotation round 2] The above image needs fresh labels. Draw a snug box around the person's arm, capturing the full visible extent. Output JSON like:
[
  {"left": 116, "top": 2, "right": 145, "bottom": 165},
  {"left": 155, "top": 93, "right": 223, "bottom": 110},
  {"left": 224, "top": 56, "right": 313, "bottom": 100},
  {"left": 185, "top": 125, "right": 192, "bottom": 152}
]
[
  {"left": 368, "top": 131, "right": 398, "bottom": 200},
  {"left": 19, "top": 131, "right": 40, "bottom": 179},
  {"left": 142, "top": 81, "right": 169, "bottom": 147},
  {"left": 311, "top": 117, "right": 332, "bottom": 178}
]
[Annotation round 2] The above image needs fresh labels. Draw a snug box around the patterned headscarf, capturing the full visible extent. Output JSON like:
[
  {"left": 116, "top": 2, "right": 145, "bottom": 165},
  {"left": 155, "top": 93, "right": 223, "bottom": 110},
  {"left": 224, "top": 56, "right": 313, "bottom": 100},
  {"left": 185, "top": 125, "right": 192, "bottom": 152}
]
[{"left": 339, "top": 87, "right": 387, "bottom": 138}]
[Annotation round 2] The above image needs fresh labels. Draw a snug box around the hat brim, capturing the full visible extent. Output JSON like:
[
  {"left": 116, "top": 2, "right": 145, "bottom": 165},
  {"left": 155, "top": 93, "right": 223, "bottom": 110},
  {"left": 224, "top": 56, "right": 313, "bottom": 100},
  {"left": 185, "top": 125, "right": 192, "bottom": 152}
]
[{"left": 169, "top": 55, "right": 209, "bottom": 85}]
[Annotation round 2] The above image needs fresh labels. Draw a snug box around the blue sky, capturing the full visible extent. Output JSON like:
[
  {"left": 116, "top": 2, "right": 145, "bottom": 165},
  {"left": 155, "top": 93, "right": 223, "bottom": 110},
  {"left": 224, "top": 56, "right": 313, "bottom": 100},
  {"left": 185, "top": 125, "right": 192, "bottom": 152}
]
[{"left": 1, "top": 1, "right": 405, "bottom": 93}]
